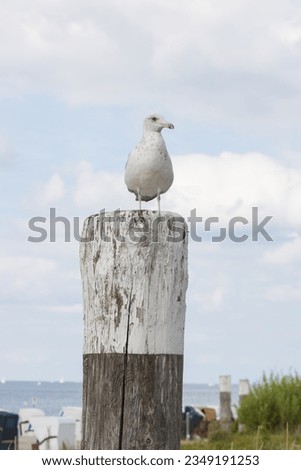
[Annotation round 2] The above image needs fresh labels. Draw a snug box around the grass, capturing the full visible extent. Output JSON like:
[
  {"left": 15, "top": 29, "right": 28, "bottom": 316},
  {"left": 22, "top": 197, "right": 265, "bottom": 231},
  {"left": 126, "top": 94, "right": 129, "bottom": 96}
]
[{"left": 180, "top": 424, "right": 301, "bottom": 450}]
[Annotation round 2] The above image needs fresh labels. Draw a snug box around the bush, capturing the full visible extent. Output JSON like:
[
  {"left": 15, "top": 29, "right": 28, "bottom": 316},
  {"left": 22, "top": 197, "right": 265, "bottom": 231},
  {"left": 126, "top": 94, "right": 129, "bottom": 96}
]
[{"left": 238, "top": 372, "right": 301, "bottom": 432}]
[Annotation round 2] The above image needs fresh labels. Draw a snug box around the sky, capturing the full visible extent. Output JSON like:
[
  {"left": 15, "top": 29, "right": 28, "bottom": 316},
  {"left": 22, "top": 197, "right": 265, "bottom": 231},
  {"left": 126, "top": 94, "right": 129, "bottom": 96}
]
[{"left": 0, "top": 0, "right": 301, "bottom": 384}]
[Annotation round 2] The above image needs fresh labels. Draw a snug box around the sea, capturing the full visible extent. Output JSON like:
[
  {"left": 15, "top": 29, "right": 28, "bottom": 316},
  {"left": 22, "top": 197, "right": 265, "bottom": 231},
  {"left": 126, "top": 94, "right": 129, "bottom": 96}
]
[{"left": 0, "top": 381, "right": 239, "bottom": 416}]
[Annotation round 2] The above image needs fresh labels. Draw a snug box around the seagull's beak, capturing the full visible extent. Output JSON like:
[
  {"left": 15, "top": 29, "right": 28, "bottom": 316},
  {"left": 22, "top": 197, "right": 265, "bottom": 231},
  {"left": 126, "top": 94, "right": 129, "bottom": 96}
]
[{"left": 164, "top": 122, "right": 174, "bottom": 129}]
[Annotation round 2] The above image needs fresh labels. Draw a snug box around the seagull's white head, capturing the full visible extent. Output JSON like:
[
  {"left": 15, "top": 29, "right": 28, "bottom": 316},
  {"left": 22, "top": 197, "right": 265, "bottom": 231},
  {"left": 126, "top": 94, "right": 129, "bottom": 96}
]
[{"left": 143, "top": 114, "right": 174, "bottom": 133}]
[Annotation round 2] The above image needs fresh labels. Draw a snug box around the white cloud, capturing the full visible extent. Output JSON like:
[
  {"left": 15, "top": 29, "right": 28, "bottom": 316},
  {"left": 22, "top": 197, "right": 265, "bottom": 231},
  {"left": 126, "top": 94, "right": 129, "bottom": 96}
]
[
  {"left": 42, "top": 174, "right": 65, "bottom": 204},
  {"left": 74, "top": 160, "right": 132, "bottom": 211},
  {"left": 201, "top": 286, "right": 227, "bottom": 311},
  {"left": 72, "top": 153, "right": 301, "bottom": 232},
  {"left": 44, "top": 303, "right": 82, "bottom": 314},
  {"left": 266, "top": 283, "right": 301, "bottom": 302},
  {"left": 0, "top": 250, "right": 82, "bottom": 311},
  {"left": 0, "top": 134, "right": 14, "bottom": 165},
  {"left": 0, "top": 0, "right": 300, "bottom": 129},
  {"left": 262, "top": 234, "right": 301, "bottom": 264},
  {"left": 166, "top": 152, "right": 301, "bottom": 228},
  {"left": 0, "top": 256, "right": 56, "bottom": 299}
]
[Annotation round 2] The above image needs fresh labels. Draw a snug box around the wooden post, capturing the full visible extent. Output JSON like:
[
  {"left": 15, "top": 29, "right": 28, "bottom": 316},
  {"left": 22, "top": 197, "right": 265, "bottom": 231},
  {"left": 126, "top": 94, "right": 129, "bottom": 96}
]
[
  {"left": 80, "top": 210, "right": 188, "bottom": 450},
  {"left": 219, "top": 375, "right": 232, "bottom": 432},
  {"left": 238, "top": 379, "right": 250, "bottom": 432},
  {"left": 239, "top": 379, "right": 250, "bottom": 402}
]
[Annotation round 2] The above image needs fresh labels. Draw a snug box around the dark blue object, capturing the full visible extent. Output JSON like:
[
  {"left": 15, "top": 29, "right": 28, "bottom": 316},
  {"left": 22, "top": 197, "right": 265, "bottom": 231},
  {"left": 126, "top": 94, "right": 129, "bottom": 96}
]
[
  {"left": 184, "top": 406, "right": 203, "bottom": 431},
  {"left": 0, "top": 411, "right": 18, "bottom": 450}
]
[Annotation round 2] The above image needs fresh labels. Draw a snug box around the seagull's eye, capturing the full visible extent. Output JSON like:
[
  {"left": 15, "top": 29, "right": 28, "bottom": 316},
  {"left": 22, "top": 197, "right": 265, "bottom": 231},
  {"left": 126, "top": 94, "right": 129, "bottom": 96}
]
[{"left": 151, "top": 117, "right": 158, "bottom": 121}]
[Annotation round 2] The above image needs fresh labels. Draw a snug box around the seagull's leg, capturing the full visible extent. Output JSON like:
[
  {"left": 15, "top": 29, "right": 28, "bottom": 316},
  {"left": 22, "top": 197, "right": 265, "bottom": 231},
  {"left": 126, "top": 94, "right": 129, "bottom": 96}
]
[
  {"left": 157, "top": 190, "right": 161, "bottom": 215},
  {"left": 137, "top": 189, "right": 142, "bottom": 212}
]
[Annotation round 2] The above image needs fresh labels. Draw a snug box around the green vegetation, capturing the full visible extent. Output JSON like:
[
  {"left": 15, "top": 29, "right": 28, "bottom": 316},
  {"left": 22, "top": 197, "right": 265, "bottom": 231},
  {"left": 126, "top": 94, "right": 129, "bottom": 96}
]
[
  {"left": 181, "top": 428, "right": 301, "bottom": 450},
  {"left": 181, "top": 373, "right": 301, "bottom": 450},
  {"left": 238, "top": 372, "right": 301, "bottom": 432}
]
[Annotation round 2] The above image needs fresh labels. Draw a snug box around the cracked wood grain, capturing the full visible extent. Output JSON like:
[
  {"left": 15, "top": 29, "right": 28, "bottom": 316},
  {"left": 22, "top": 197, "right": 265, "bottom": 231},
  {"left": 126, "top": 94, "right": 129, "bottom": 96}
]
[{"left": 80, "top": 210, "right": 188, "bottom": 449}]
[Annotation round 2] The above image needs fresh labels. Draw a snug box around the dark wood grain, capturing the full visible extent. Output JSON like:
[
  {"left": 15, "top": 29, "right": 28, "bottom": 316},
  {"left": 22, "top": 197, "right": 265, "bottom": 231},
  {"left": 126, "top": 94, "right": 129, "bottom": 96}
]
[
  {"left": 122, "top": 353, "right": 183, "bottom": 449},
  {"left": 82, "top": 353, "right": 183, "bottom": 449},
  {"left": 82, "top": 353, "right": 125, "bottom": 449}
]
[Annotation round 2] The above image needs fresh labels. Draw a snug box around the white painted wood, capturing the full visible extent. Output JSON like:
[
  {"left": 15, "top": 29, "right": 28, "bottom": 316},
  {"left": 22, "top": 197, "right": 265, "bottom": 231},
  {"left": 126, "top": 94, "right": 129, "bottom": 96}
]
[
  {"left": 80, "top": 210, "right": 188, "bottom": 355},
  {"left": 238, "top": 379, "right": 251, "bottom": 433},
  {"left": 239, "top": 379, "right": 251, "bottom": 398},
  {"left": 219, "top": 375, "right": 232, "bottom": 431},
  {"left": 219, "top": 375, "right": 231, "bottom": 393}
]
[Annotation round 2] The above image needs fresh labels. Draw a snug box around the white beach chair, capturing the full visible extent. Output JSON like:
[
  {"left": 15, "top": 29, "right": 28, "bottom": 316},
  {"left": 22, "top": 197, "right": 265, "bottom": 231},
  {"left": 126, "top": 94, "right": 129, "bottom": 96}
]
[
  {"left": 60, "top": 407, "right": 82, "bottom": 449},
  {"left": 18, "top": 407, "right": 45, "bottom": 435},
  {"left": 29, "top": 416, "right": 76, "bottom": 450}
]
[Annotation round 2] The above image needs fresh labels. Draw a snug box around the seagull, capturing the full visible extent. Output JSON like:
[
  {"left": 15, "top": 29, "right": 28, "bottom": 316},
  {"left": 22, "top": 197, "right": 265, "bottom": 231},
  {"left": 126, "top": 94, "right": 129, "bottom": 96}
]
[{"left": 124, "top": 114, "right": 174, "bottom": 213}]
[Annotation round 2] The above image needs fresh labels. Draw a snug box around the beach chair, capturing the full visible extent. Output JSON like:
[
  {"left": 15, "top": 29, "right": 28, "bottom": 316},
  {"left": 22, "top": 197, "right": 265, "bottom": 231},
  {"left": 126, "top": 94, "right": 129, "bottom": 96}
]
[
  {"left": 0, "top": 411, "right": 19, "bottom": 450},
  {"left": 60, "top": 407, "right": 82, "bottom": 449},
  {"left": 29, "top": 416, "right": 76, "bottom": 450},
  {"left": 18, "top": 407, "right": 45, "bottom": 435}
]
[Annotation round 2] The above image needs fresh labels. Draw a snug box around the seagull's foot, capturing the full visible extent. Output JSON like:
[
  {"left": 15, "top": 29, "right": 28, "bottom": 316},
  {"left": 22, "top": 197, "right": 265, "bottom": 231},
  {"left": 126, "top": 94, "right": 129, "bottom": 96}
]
[{"left": 157, "top": 191, "right": 161, "bottom": 215}]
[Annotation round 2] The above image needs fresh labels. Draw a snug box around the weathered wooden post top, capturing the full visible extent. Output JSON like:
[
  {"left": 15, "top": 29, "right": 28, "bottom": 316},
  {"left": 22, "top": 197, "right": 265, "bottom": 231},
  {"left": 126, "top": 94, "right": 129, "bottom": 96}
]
[{"left": 80, "top": 209, "right": 188, "bottom": 449}]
